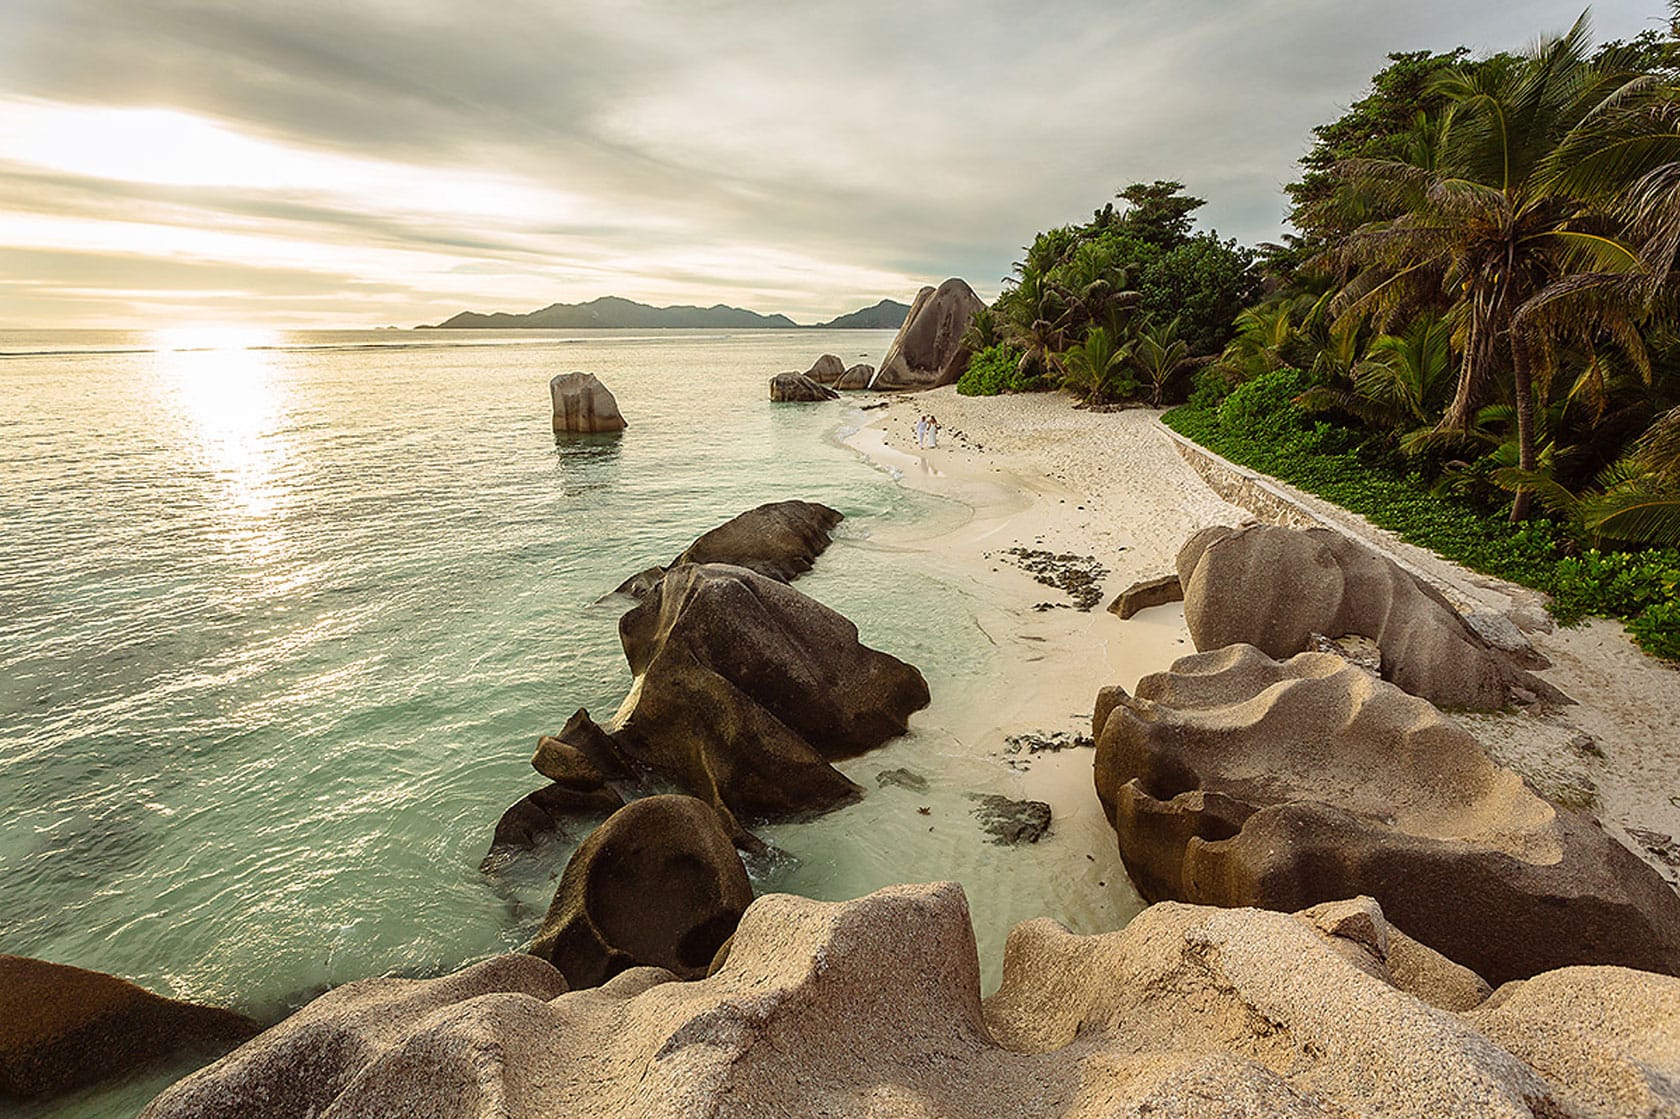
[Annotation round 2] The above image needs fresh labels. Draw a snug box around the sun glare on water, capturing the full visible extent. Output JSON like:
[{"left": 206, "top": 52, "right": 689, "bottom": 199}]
[{"left": 151, "top": 327, "right": 292, "bottom": 544}]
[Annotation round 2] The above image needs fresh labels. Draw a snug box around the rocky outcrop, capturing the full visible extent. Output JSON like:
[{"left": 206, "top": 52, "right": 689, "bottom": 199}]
[
  {"left": 613, "top": 500, "right": 843, "bottom": 599},
  {"left": 548, "top": 371, "right": 627, "bottom": 433},
  {"left": 1093, "top": 643, "right": 1680, "bottom": 984},
  {"left": 1107, "top": 573, "right": 1183, "bottom": 619},
  {"left": 1179, "top": 524, "right": 1558, "bottom": 709},
  {"left": 142, "top": 883, "right": 1680, "bottom": 1119},
  {"left": 528, "top": 795, "right": 753, "bottom": 989},
  {"left": 139, "top": 954, "right": 566, "bottom": 1119},
  {"left": 769, "top": 372, "right": 839, "bottom": 401},
  {"left": 2, "top": 955, "right": 257, "bottom": 1101},
  {"left": 611, "top": 563, "right": 930, "bottom": 832},
  {"left": 836, "top": 362, "right": 875, "bottom": 390},
  {"left": 869, "top": 278, "right": 986, "bottom": 391},
  {"left": 805, "top": 354, "right": 847, "bottom": 385},
  {"left": 486, "top": 780, "right": 623, "bottom": 857}
]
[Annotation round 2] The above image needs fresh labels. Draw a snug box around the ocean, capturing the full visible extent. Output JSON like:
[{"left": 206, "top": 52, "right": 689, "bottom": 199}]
[{"left": 0, "top": 328, "right": 1138, "bottom": 1117}]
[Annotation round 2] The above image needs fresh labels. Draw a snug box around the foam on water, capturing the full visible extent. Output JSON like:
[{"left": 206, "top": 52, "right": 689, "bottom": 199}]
[{"left": 0, "top": 329, "right": 1140, "bottom": 1117}]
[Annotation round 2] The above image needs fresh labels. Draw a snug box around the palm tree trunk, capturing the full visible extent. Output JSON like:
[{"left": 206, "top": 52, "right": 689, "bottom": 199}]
[{"left": 1509, "top": 327, "right": 1538, "bottom": 523}]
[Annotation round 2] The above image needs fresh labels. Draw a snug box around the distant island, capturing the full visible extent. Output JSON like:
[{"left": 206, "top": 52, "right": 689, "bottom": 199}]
[{"left": 418, "top": 295, "right": 909, "bottom": 330}]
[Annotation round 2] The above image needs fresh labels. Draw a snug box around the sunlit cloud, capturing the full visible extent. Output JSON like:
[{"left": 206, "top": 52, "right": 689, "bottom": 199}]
[{"left": 0, "top": 0, "right": 1666, "bottom": 328}]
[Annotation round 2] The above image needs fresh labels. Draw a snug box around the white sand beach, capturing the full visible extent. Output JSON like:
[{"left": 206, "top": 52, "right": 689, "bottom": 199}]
[{"left": 846, "top": 385, "right": 1680, "bottom": 889}]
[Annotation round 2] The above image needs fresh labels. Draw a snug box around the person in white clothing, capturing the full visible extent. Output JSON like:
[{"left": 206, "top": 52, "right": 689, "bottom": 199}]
[
  {"left": 914, "top": 415, "right": 927, "bottom": 448},
  {"left": 926, "top": 415, "right": 939, "bottom": 448}
]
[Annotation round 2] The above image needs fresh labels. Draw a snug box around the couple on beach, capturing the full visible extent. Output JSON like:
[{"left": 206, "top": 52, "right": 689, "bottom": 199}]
[{"left": 915, "top": 414, "right": 940, "bottom": 449}]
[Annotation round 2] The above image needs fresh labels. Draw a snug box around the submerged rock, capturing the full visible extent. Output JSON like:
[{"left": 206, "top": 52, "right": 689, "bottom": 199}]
[
  {"left": 528, "top": 795, "right": 752, "bottom": 989},
  {"left": 876, "top": 767, "right": 930, "bottom": 793},
  {"left": 141, "top": 882, "right": 1680, "bottom": 1119},
  {"left": 1179, "top": 524, "right": 1560, "bottom": 709},
  {"left": 968, "top": 794, "right": 1051, "bottom": 845},
  {"left": 612, "top": 563, "right": 929, "bottom": 832},
  {"left": 548, "top": 371, "right": 627, "bottom": 434},
  {"left": 1093, "top": 643, "right": 1680, "bottom": 983},
  {"left": 769, "top": 372, "right": 839, "bottom": 401},
  {"left": 870, "top": 278, "right": 985, "bottom": 390},
  {"left": 614, "top": 500, "right": 843, "bottom": 598},
  {"left": 1, "top": 955, "right": 258, "bottom": 1101}
]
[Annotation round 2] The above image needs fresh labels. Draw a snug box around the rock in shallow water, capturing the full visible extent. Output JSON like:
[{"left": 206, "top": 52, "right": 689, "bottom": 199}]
[
  {"left": 613, "top": 500, "right": 844, "bottom": 598},
  {"left": 141, "top": 883, "right": 1680, "bottom": 1118},
  {"left": 1, "top": 955, "right": 258, "bottom": 1101},
  {"left": 968, "top": 794, "right": 1051, "bottom": 845},
  {"left": 769, "top": 372, "right": 839, "bottom": 401},
  {"left": 548, "top": 371, "right": 627, "bottom": 434},
  {"left": 1093, "top": 642, "right": 1680, "bottom": 984},
  {"left": 528, "top": 795, "right": 752, "bottom": 989},
  {"left": 612, "top": 562, "right": 929, "bottom": 833}
]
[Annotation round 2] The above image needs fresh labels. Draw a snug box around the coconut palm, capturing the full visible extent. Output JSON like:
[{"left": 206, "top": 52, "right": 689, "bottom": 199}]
[
  {"left": 1132, "top": 316, "right": 1195, "bottom": 407},
  {"left": 1319, "top": 16, "right": 1654, "bottom": 519},
  {"left": 1059, "top": 325, "right": 1138, "bottom": 405}
]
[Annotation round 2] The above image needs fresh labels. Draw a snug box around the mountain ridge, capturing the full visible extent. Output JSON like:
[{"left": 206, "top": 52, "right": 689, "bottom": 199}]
[{"left": 418, "top": 295, "right": 909, "bottom": 330}]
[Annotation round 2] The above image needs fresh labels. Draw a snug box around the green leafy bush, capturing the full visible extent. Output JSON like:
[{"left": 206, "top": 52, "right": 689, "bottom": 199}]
[
  {"left": 956, "top": 344, "right": 1041, "bottom": 396},
  {"left": 1163, "top": 395, "right": 1680, "bottom": 660}
]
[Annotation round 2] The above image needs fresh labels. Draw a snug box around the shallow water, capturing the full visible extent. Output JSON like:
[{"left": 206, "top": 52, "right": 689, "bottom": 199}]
[{"left": 1, "top": 328, "right": 1139, "bottom": 1116}]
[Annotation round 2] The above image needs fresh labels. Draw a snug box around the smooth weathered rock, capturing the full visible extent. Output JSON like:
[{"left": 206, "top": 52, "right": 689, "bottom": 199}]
[
  {"left": 1, "top": 955, "right": 258, "bottom": 1101},
  {"left": 805, "top": 353, "right": 847, "bottom": 385},
  {"left": 769, "top": 372, "right": 839, "bottom": 401},
  {"left": 869, "top": 278, "right": 985, "bottom": 391},
  {"left": 836, "top": 362, "right": 875, "bottom": 390},
  {"left": 876, "top": 767, "right": 930, "bottom": 793},
  {"left": 548, "top": 371, "right": 627, "bottom": 433},
  {"left": 1108, "top": 573, "right": 1184, "bottom": 619},
  {"left": 144, "top": 883, "right": 1680, "bottom": 1119},
  {"left": 528, "top": 795, "right": 753, "bottom": 990},
  {"left": 1093, "top": 643, "right": 1680, "bottom": 983},
  {"left": 611, "top": 563, "right": 929, "bottom": 830},
  {"left": 1180, "top": 524, "right": 1558, "bottom": 709},
  {"left": 487, "top": 780, "right": 623, "bottom": 855},
  {"left": 139, "top": 954, "right": 565, "bottom": 1119},
  {"left": 613, "top": 500, "right": 844, "bottom": 599}
]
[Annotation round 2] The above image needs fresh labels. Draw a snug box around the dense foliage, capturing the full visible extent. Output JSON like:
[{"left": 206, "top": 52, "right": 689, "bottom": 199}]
[
  {"left": 962, "top": 180, "right": 1256, "bottom": 402},
  {"left": 969, "top": 7, "right": 1680, "bottom": 652}
]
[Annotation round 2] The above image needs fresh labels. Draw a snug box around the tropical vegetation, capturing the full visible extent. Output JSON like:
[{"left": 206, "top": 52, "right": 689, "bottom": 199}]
[{"left": 963, "top": 6, "right": 1680, "bottom": 658}]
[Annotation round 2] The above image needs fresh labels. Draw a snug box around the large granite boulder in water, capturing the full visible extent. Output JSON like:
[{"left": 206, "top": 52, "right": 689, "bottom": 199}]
[
  {"left": 769, "top": 372, "right": 839, "bottom": 401},
  {"left": 548, "top": 371, "right": 627, "bottom": 433},
  {"left": 1179, "top": 524, "right": 1556, "bottom": 709},
  {"left": 528, "top": 795, "right": 752, "bottom": 989},
  {"left": 805, "top": 353, "right": 847, "bottom": 385},
  {"left": 612, "top": 563, "right": 929, "bottom": 832},
  {"left": 836, "top": 362, "right": 875, "bottom": 390},
  {"left": 141, "top": 882, "right": 1680, "bottom": 1118},
  {"left": 1093, "top": 643, "right": 1680, "bottom": 984},
  {"left": 869, "top": 278, "right": 985, "bottom": 391},
  {"left": 614, "top": 500, "right": 843, "bottom": 599},
  {"left": 1, "top": 955, "right": 257, "bottom": 1101}
]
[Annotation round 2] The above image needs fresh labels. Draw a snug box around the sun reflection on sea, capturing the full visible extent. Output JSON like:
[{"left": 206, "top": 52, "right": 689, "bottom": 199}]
[{"left": 152, "top": 327, "right": 292, "bottom": 560}]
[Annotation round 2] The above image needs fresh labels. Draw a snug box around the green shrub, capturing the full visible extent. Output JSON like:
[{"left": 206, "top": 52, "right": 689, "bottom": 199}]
[{"left": 957, "top": 344, "right": 1041, "bottom": 396}]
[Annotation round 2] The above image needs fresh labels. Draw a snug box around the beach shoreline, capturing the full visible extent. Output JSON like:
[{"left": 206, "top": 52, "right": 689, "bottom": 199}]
[{"left": 839, "top": 385, "right": 1680, "bottom": 892}]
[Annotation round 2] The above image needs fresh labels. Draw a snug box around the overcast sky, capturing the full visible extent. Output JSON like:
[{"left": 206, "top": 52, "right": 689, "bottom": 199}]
[{"left": 0, "top": 0, "right": 1669, "bottom": 329}]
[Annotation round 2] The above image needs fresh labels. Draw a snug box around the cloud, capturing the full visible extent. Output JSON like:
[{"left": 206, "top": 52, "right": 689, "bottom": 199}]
[{"left": 0, "top": 0, "right": 1667, "bottom": 326}]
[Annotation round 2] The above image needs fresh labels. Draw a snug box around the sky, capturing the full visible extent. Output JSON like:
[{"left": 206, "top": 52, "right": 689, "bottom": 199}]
[{"left": 0, "top": 0, "right": 1670, "bottom": 329}]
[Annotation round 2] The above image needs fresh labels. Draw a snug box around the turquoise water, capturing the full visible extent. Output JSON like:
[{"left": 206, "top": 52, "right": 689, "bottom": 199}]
[{"left": 1, "top": 329, "right": 1131, "bottom": 1116}]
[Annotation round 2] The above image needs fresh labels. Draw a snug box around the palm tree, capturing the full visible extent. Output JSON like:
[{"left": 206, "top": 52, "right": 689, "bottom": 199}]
[
  {"left": 1060, "top": 325, "right": 1138, "bottom": 405},
  {"left": 1319, "top": 16, "right": 1652, "bottom": 520},
  {"left": 1132, "top": 316, "right": 1194, "bottom": 407}
]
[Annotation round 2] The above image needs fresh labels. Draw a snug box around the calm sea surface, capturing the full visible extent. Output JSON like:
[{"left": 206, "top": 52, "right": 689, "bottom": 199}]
[{"left": 0, "top": 329, "right": 1131, "bottom": 1116}]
